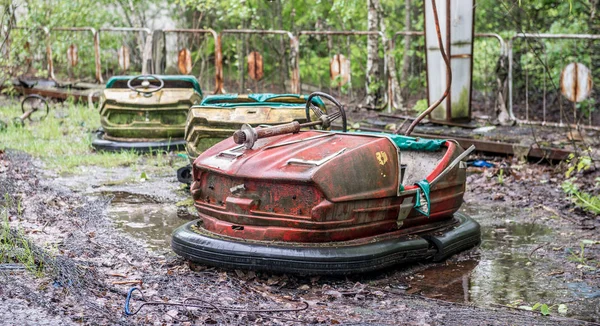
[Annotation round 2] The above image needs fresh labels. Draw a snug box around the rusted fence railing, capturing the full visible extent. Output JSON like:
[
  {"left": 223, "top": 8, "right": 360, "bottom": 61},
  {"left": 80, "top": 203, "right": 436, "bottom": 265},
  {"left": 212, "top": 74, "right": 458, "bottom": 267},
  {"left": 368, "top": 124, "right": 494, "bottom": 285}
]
[
  {"left": 509, "top": 33, "right": 600, "bottom": 131},
  {"left": 221, "top": 29, "right": 298, "bottom": 94},
  {"left": 7, "top": 26, "right": 600, "bottom": 132},
  {"left": 9, "top": 27, "right": 54, "bottom": 80},
  {"left": 50, "top": 27, "right": 102, "bottom": 83},
  {"left": 98, "top": 27, "right": 152, "bottom": 79},
  {"left": 297, "top": 30, "right": 386, "bottom": 108},
  {"left": 161, "top": 28, "right": 223, "bottom": 94}
]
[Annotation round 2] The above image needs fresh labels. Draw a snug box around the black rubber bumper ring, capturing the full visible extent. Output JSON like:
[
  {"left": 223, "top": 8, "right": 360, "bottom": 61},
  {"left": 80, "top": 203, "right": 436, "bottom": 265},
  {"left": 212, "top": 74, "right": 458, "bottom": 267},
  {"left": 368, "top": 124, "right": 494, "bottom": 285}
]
[{"left": 171, "top": 213, "right": 480, "bottom": 275}]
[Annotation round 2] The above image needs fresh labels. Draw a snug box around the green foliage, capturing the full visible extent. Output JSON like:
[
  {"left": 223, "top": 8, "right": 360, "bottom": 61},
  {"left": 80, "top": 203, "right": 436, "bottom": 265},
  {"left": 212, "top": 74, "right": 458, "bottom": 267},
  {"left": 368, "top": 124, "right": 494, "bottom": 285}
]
[
  {"left": 412, "top": 99, "right": 428, "bottom": 113},
  {"left": 1, "top": 204, "right": 44, "bottom": 276},
  {"left": 514, "top": 300, "right": 567, "bottom": 316},
  {"left": 496, "top": 169, "right": 505, "bottom": 185},
  {"left": 567, "top": 240, "right": 598, "bottom": 269},
  {"left": 0, "top": 100, "right": 139, "bottom": 173},
  {"left": 561, "top": 152, "right": 600, "bottom": 215}
]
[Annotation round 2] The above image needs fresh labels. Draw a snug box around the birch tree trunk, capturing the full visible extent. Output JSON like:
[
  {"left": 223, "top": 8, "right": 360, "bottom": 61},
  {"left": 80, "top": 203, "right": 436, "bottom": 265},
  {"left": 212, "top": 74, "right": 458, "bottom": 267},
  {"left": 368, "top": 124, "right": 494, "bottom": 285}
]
[
  {"left": 382, "top": 2, "right": 403, "bottom": 110},
  {"left": 401, "top": 0, "right": 412, "bottom": 92},
  {"left": 366, "top": 0, "right": 382, "bottom": 107}
]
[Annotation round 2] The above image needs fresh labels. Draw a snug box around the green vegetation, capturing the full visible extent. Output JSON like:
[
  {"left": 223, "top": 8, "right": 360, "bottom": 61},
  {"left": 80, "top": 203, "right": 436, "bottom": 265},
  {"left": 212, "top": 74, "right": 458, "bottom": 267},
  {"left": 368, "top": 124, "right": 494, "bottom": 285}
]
[
  {"left": 567, "top": 239, "right": 599, "bottom": 269},
  {"left": 1, "top": 194, "right": 44, "bottom": 276},
  {"left": 561, "top": 152, "right": 600, "bottom": 215},
  {"left": 4, "top": 0, "right": 597, "bottom": 109},
  {"left": 508, "top": 300, "right": 569, "bottom": 316},
  {"left": 0, "top": 99, "right": 143, "bottom": 173},
  {"left": 496, "top": 169, "right": 505, "bottom": 186}
]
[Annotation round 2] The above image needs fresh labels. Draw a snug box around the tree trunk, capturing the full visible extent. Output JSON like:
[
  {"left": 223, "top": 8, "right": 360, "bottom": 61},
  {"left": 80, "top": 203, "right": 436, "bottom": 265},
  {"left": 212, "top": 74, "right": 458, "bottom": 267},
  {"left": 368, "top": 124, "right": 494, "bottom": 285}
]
[
  {"left": 275, "top": 0, "right": 288, "bottom": 92},
  {"left": 401, "top": 0, "right": 412, "bottom": 94},
  {"left": 382, "top": 2, "right": 403, "bottom": 110},
  {"left": 366, "top": 0, "right": 382, "bottom": 107}
]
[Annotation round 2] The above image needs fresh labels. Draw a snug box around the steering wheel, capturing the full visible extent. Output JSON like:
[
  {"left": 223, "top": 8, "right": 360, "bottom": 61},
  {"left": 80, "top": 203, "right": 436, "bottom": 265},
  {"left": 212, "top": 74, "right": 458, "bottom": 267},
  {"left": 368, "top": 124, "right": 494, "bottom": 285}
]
[
  {"left": 20, "top": 94, "right": 50, "bottom": 122},
  {"left": 127, "top": 75, "right": 165, "bottom": 96},
  {"left": 305, "top": 92, "right": 347, "bottom": 132}
]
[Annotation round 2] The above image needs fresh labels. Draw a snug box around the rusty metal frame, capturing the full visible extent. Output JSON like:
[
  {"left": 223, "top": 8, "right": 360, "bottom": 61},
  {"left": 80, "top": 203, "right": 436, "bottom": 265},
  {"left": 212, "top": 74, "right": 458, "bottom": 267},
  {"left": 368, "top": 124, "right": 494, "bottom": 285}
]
[
  {"left": 390, "top": 31, "right": 506, "bottom": 116},
  {"left": 11, "top": 26, "right": 55, "bottom": 80},
  {"left": 162, "top": 28, "right": 223, "bottom": 94},
  {"left": 221, "top": 29, "right": 299, "bottom": 94},
  {"left": 297, "top": 30, "right": 387, "bottom": 105},
  {"left": 98, "top": 27, "right": 152, "bottom": 75},
  {"left": 508, "top": 33, "right": 600, "bottom": 131},
  {"left": 51, "top": 27, "right": 102, "bottom": 83}
]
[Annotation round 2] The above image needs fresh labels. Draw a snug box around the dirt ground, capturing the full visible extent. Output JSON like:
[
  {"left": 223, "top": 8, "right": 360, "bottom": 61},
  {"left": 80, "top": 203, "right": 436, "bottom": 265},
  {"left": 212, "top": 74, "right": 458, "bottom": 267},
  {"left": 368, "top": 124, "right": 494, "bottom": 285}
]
[{"left": 1, "top": 143, "right": 599, "bottom": 325}]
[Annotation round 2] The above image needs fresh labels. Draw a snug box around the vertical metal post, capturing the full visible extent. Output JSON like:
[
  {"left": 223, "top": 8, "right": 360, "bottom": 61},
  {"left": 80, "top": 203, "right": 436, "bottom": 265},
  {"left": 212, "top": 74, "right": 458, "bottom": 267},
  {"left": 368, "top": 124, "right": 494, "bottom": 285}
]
[
  {"left": 508, "top": 38, "right": 515, "bottom": 120},
  {"left": 543, "top": 50, "right": 547, "bottom": 124}
]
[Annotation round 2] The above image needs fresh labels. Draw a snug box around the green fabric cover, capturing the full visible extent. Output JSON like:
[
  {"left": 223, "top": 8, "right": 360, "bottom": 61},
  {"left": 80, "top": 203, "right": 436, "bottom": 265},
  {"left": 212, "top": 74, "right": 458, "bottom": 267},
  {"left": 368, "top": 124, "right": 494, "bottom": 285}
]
[
  {"left": 105, "top": 75, "right": 202, "bottom": 95},
  {"left": 414, "top": 179, "right": 431, "bottom": 217},
  {"left": 200, "top": 93, "right": 325, "bottom": 107},
  {"left": 355, "top": 132, "right": 446, "bottom": 151}
]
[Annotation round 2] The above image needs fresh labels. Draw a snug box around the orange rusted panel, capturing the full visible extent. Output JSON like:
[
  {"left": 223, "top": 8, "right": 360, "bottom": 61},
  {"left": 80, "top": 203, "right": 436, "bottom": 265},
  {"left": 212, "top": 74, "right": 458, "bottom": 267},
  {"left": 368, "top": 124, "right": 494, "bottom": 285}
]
[
  {"left": 117, "top": 45, "right": 130, "bottom": 72},
  {"left": 329, "top": 54, "right": 350, "bottom": 86},
  {"left": 560, "top": 62, "right": 593, "bottom": 103},
  {"left": 177, "top": 48, "right": 193, "bottom": 75},
  {"left": 67, "top": 44, "right": 78, "bottom": 67},
  {"left": 247, "top": 51, "right": 264, "bottom": 81}
]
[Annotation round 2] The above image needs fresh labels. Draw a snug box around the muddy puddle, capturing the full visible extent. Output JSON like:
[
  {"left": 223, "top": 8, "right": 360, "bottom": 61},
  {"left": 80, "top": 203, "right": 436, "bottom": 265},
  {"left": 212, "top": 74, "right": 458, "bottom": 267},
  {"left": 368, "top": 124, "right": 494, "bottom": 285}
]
[
  {"left": 103, "top": 189, "right": 599, "bottom": 321},
  {"left": 104, "top": 191, "right": 190, "bottom": 252},
  {"left": 400, "top": 203, "right": 600, "bottom": 321}
]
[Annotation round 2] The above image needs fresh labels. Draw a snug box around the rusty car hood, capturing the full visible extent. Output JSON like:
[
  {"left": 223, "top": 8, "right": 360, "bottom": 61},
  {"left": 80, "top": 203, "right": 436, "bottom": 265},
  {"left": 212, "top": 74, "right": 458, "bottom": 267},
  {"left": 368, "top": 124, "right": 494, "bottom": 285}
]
[{"left": 193, "top": 131, "right": 402, "bottom": 202}]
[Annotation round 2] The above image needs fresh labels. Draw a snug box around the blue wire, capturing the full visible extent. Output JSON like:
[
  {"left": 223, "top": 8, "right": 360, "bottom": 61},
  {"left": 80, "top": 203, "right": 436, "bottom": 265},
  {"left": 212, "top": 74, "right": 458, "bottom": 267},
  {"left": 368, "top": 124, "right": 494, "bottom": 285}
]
[{"left": 124, "top": 287, "right": 140, "bottom": 316}]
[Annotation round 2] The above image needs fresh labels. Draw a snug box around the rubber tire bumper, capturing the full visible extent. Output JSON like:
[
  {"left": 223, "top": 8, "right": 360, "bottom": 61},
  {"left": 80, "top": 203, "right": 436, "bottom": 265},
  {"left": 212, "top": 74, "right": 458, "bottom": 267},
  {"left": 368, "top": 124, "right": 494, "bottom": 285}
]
[
  {"left": 91, "top": 131, "right": 186, "bottom": 153},
  {"left": 171, "top": 213, "right": 480, "bottom": 275},
  {"left": 177, "top": 165, "right": 192, "bottom": 184}
]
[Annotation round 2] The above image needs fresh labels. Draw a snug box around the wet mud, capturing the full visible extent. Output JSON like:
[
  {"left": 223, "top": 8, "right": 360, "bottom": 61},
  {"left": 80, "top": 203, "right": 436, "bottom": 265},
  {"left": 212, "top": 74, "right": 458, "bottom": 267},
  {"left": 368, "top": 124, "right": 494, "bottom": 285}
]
[{"left": 1, "top": 149, "right": 599, "bottom": 325}]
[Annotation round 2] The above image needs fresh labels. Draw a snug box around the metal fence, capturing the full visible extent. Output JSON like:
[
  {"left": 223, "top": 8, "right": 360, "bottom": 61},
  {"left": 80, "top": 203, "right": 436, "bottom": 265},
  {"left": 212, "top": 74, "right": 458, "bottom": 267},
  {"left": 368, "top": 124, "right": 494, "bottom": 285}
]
[
  {"left": 8, "top": 27, "right": 53, "bottom": 80},
  {"left": 297, "top": 30, "right": 386, "bottom": 108},
  {"left": 98, "top": 28, "right": 151, "bottom": 80},
  {"left": 390, "top": 31, "right": 506, "bottom": 117},
  {"left": 161, "top": 29, "right": 221, "bottom": 94},
  {"left": 221, "top": 29, "right": 296, "bottom": 94},
  {"left": 5, "top": 26, "right": 600, "bottom": 130},
  {"left": 49, "top": 27, "right": 101, "bottom": 83},
  {"left": 509, "top": 33, "right": 600, "bottom": 130}
]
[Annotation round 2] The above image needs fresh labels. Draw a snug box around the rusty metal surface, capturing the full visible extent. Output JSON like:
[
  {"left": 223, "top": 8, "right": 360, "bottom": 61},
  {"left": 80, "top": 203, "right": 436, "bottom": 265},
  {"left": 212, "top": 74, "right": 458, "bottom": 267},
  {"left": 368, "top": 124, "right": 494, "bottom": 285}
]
[
  {"left": 117, "top": 45, "right": 130, "bottom": 72},
  {"left": 560, "top": 62, "right": 592, "bottom": 103},
  {"left": 177, "top": 48, "right": 193, "bottom": 75},
  {"left": 329, "top": 54, "right": 350, "bottom": 86},
  {"left": 13, "top": 85, "right": 102, "bottom": 103},
  {"left": 247, "top": 51, "right": 264, "bottom": 81},
  {"left": 67, "top": 44, "right": 78, "bottom": 67},
  {"left": 423, "top": 0, "right": 475, "bottom": 122},
  {"left": 339, "top": 123, "right": 573, "bottom": 161},
  {"left": 191, "top": 131, "right": 464, "bottom": 242}
]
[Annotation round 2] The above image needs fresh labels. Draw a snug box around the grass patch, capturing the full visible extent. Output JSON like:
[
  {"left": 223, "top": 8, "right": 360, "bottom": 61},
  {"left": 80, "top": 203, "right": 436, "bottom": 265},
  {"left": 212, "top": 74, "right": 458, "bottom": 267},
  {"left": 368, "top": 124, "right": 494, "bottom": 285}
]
[
  {"left": 1, "top": 204, "right": 43, "bottom": 276},
  {"left": 0, "top": 98, "right": 182, "bottom": 174}
]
